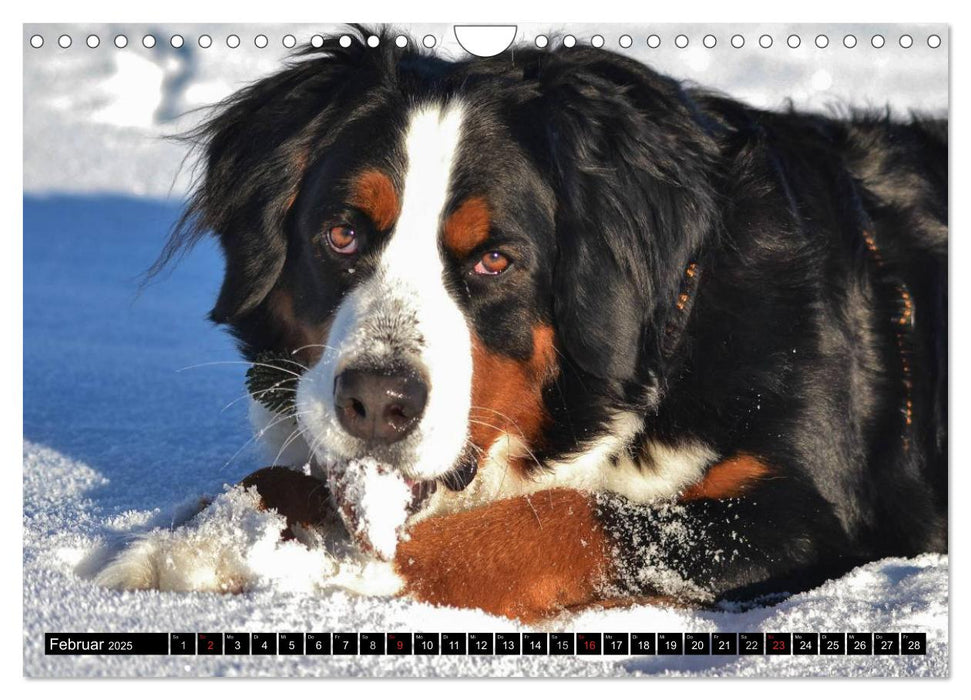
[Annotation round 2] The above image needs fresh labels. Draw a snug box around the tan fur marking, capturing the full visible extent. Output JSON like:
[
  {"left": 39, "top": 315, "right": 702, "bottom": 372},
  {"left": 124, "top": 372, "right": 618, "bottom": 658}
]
[
  {"left": 348, "top": 169, "right": 400, "bottom": 230},
  {"left": 469, "top": 325, "right": 558, "bottom": 471},
  {"left": 396, "top": 489, "right": 612, "bottom": 622},
  {"left": 443, "top": 196, "right": 491, "bottom": 258},
  {"left": 680, "top": 453, "right": 771, "bottom": 501}
]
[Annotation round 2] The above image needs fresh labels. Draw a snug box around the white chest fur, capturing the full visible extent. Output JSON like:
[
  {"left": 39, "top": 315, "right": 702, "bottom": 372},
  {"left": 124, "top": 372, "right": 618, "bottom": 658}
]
[{"left": 418, "top": 412, "right": 718, "bottom": 520}]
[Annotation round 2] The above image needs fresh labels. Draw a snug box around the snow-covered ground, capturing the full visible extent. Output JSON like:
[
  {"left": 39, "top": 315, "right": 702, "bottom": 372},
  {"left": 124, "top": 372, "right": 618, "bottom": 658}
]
[
  {"left": 22, "top": 23, "right": 949, "bottom": 678},
  {"left": 23, "top": 434, "right": 949, "bottom": 677}
]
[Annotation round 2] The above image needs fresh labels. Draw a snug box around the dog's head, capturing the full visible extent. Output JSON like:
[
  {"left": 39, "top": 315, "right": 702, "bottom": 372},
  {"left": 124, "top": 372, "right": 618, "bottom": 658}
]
[{"left": 173, "top": 30, "right": 719, "bottom": 509}]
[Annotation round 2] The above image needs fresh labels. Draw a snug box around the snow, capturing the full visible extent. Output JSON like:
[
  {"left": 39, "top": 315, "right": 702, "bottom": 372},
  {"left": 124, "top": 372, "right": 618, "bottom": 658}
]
[
  {"left": 329, "top": 458, "right": 413, "bottom": 562},
  {"left": 22, "top": 22, "right": 949, "bottom": 678},
  {"left": 22, "top": 437, "right": 950, "bottom": 677},
  {"left": 90, "top": 480, "right": 405, "bottom": 598},
  {"left": 23, "top": 23, "right": 947, "bottom": 198}
]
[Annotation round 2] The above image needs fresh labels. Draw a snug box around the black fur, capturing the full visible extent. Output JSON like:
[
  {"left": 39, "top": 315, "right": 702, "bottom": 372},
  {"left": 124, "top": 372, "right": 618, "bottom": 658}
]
[{"left": 166, "top": 28, "right": 947, "bottom": 604}]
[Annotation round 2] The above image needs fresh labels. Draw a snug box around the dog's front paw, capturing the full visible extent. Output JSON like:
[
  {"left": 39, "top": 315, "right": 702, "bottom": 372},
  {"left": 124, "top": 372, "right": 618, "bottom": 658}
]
[
  {"left": 95, "top": 487, "right": 275, "bottom": 592},
  {"left": 394, "top": 489, "right": 612, "bottom": 622},
  {"left": 95, "top": 530, "right": 247, "bottom": 593},
  {"left": 95, "top": 478, "right": 343, "bottom": 593},
  {"left": 94, "top": 536, "right": 164, "bottom": 591}
]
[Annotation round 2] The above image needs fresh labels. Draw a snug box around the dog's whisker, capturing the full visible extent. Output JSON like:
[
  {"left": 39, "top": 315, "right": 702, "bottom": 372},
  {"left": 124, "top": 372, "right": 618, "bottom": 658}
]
[
  {"left": 307, "top": 479, "right": 331, "bottom": 507},
  {"left": 271, "top": 357, "right": 310, "bottom": 372},
  {"left": 469, "top": 405, "right": 535, "bottom": 445},
  {"left": 467, "top": 418, "right": 544, "bottom": 474},
  {"left": 290, "top": 343, "right": 341, "bottom": 356},
  {"left": 463, "top": 438, "right": 485, "bottom": 456},
  {"left": 276, "top": 357, "right": 310, "bottom": 375},
  {"left": 271, "top": 429, "right": 301, "bottom": 466},
  {"left": 468, "top": 415, "right": 544, "bottom": 470},
  {"left": 221, "top": 410, "right": 313, "bottom": 472},
  {"left": 305, "top": 432, "right": 327, "bottom": 466},
  {"left": 221, "top": 385, "right": 299, "bottom": 413},
  {"left": 272, "top": 420, "right": 313, "bottom": 466},
  {"left": 468, "top": 405, "right": 520, "bottom": 424},
  {"left": 493, "top": 454, "right": 511, "bottom": 501},
  {"left": 524, "top": 493, "right": 543, "bottom": 528},
  {"left": 177, "top": 360, "right": 303, "bottom": 379},
  {"left": 268, "top": 428, "right": 299, "bottom": 464}
]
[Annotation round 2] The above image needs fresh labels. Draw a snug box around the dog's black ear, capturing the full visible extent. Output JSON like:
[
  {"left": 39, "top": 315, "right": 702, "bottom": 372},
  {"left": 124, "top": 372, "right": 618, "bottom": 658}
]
[
  {"left": 159, "top": 29, "right": 398, "bottom": 323},
  {"left": 522, "top": 49, "right": 720, "bottom": 386}
]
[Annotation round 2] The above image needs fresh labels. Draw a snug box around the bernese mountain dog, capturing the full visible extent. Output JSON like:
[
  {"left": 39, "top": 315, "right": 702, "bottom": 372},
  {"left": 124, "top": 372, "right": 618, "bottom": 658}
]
[{"left": 141, "top": 29, "right": 947, "bottom": 621}]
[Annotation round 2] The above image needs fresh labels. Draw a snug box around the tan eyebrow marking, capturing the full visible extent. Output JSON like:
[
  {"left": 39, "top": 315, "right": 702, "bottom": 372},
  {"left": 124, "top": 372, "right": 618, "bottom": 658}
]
[
  {"left": 348, "top": 169, "right": 400, "bottom": 231},
  {"left": 443, "top": 196, "right": 491, "bottom": 258}
]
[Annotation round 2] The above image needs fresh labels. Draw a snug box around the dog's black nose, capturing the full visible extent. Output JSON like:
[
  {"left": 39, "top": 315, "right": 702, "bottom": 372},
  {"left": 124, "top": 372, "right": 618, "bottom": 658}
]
[{"left": 334, "top": 367, "right": 428, "bottom": 445}]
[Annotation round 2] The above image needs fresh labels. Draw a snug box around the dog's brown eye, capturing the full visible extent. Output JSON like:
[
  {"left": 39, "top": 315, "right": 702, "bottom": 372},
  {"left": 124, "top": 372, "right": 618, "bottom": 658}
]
[
  {"left": 326, "top": 225, "right": 358, "bottom": 254},
  {"left": 474, "top": 251, "right": 510, "bottom": 275}
]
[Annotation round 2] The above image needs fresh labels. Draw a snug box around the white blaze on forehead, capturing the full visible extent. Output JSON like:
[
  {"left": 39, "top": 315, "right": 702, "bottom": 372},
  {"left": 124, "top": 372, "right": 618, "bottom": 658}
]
[
  {"left": 369, "top": 101, "right": 472, "bottom": 479},
  {"left": 381, "top": 103, "right": 466, "bottom": 288},
  {"left": 293, "top": 101, "right": 474, "bottom": 482}
]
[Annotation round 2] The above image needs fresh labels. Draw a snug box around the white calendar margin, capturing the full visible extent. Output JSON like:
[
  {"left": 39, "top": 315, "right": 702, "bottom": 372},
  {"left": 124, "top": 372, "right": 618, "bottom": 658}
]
[{"left": 7, "top": 0, "right": 961, "bottom": 696}]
